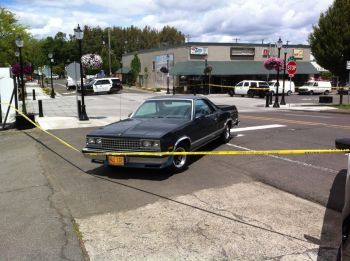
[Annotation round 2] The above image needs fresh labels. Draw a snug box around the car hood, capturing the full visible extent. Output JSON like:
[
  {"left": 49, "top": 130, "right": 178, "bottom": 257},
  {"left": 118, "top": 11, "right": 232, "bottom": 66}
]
[{"left": 88, "top": 118, "right": 189, "bottom": 138}]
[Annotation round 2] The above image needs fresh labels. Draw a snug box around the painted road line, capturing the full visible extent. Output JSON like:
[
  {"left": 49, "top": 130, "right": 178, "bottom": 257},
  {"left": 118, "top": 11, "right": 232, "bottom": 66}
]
[
  {"left": 283, "top": 113, "right": 333, "bottom": 119},
  {"left": 231, "top": 124, "right": 286, "bottom": 132},
  {"left": 226, "top": 143, "right": 338, "bottom": 174}
]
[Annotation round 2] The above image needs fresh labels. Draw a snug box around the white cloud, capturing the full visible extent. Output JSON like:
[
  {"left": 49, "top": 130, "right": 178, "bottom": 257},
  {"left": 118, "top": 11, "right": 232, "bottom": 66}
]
[{"left": 2, "top": 0, "right": 333, "bottom": 43}]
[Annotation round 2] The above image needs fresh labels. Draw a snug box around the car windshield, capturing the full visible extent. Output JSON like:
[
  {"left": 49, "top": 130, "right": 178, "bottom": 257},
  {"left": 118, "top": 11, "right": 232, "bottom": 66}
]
[
  {"left": 268, "top": 82, "right": 275, "bottom": 86},
  {"left": 132, "top": 100, "right": 192, "bottom": 119}
]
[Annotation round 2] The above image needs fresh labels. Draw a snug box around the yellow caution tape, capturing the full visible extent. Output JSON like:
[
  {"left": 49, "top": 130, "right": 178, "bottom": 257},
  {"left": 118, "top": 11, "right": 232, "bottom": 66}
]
[
  {"left": 2, "top": 102, "right": 349, "bottom": 157},
  {"left": 84, "top": 148, "right": 350, "bottom": 157}
]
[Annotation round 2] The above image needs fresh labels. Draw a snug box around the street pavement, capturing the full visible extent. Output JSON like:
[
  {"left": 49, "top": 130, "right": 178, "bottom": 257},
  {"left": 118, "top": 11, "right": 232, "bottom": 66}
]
[{"left": 0, "top": 82, "right": 346, "bottom": 260}]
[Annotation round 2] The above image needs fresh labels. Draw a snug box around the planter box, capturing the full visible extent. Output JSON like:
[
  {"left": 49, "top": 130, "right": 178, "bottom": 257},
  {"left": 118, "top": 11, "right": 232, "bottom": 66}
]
[{"left": 15, "top": 113, "right": 35, "bottom": 130}]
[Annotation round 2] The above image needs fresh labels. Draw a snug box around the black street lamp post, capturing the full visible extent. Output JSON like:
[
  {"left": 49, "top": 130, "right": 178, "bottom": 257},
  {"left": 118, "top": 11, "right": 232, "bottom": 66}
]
[
  {"left": 14, "top": 50, "right": 20, "bottom": 114},
  {"left": 15, "top": 36, "right": 26, "bottom": 115},
  {"left": 48, "top": 53, "right": 55, "bottom": 98},
  {"left": 280, "top": 44, "right": 288, "bottom": 105},
  {"left": 166, "top": 54, "right": 170, "bottom": 94},
  {"left": 74, "top": 24, "right": 89, "bottom": 121},
  {"left": 273, "top": 37, "right": 283, "bottom": 108}
]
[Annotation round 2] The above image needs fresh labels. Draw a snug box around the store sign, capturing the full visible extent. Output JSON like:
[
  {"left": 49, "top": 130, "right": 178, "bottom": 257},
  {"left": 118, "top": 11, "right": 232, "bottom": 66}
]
[
  {"left": 230, "top": 47, "right": 255, "bottom": 56},
  {"left": 262, "top": 49, "right": 269, "bottom": 57},
  {"left": 293, "top": 49, "right": 304, "bottom": 59},
  {"left": 190, "top": 46, "right": 208, "bottom": 55}
]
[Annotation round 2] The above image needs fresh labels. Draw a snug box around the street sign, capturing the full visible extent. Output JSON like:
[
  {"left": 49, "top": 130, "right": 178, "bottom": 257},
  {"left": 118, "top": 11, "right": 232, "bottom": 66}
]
[
  {"left": 287, "top": 56, "right": 296, "bottom": 61},
  {"left": 287, "top": 61, "right": 297, "bottom": 76},
  {"left": 288, "top": 74, "right": 295, "bottom": 78},
  {"left": 66, "top": 62, "right": 81, "bottom": 81}
]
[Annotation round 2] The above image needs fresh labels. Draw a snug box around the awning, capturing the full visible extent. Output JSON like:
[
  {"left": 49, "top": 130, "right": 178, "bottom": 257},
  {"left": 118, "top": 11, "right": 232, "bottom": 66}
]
[{"left": 170, "top": 61, "right": 318, "bottom": 76}]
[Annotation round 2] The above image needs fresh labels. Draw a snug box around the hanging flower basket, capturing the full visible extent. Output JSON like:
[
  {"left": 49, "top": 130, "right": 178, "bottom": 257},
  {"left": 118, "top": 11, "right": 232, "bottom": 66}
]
[
  {"left": 11, "top": 63, "right": 33, "bottom": 75},
  {"left": 263, "top": 57, "right": 284, "bottom": 71},
  {"left": 81, "top": 54, "right": 103, "bottom": 70}
]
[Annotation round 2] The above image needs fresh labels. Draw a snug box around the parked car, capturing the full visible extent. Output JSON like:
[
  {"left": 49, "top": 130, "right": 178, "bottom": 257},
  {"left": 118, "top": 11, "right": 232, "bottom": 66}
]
[
  {"left": 298, "top": 80, "right": 332, "bottom": 95},
  {"left": 82, "top": 96, "right": 239, "bottom": 172},
  {"left": 51, "top": 74, "right": 59, "bottom": 80},
  {"left": 231, "top": 80, "right": 270, "bottom": 98},
  {"left": 268, "top": 80, "right": 295, "bottom": 96},
  {"left": 78, "top": 77, "right": 122, "bottom": 94}
]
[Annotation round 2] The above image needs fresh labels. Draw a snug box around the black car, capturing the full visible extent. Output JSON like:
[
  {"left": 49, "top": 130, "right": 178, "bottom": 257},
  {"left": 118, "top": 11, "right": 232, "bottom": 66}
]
[{"left": 82, "top": 96, "right": 239, "bottom": 172}]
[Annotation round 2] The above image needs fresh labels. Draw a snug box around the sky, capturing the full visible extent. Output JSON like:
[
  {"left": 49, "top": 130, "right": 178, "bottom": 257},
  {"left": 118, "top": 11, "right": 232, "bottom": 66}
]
[{"left": 1, "top": 0, "right": 334, "bottom": 45}]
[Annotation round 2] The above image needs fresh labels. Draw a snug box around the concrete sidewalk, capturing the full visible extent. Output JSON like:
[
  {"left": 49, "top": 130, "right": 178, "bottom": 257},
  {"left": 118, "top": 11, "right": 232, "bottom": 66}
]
[{"left": 22, "top": 83, "right": 343, "bottom": 131}]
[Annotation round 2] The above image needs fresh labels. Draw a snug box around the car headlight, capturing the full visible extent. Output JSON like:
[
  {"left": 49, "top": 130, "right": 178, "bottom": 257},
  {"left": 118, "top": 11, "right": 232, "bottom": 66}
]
[
  {"left": 141, "top": 139, "right": 160, "bottom": 149},
  {"left": 86, "top": 137, "right": 102, "bottom": 146}
]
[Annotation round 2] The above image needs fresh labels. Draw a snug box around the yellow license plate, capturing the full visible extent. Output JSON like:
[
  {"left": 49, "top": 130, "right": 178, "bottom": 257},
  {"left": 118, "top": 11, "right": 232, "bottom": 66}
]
[{"left": 108, "top": 156, "right": 124, "bottom": 166}]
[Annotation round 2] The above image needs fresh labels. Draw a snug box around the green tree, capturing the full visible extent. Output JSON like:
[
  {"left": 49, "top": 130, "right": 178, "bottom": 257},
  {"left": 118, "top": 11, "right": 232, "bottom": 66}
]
[
  {"left": 0, "top": 7, "right": 30, "bottom": 66},
  {"left": 130, "top": 54, "right": 141, "bottom": 84},
  {"left": 309, "top": 0, "right": 350, "bottom": 83}
]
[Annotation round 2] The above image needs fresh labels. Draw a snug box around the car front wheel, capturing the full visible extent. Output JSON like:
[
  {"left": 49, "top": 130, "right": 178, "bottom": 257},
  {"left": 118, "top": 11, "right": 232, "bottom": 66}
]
[{"left": 170, "top": 143, "right": 189, "bottom": 172}]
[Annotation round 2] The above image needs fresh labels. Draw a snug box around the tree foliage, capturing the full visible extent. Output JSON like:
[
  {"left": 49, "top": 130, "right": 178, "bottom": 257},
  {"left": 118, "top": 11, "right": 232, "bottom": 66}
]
[
  {"left": 0, "top": 7, "right": 30, "bottom": 66},
  {"left": 309, "top": 0, "right": 350, "bottom": 82},
  {"left": 130, "top": 54, "right": 141, "bottom": 83}
]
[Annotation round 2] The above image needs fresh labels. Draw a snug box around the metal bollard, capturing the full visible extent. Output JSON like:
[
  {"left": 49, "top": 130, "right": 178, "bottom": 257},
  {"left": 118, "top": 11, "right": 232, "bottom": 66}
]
[
  {"left": 77, "top": 100, "right": 82, "bottom": 118},
  {"left": 265, "top": 92, "right": 270, "bottom": 107},
  {"left": 32, "top": 89, "right": 36, "bottom": 100},
  {"left": 269, "top": 91, "right": 273, "bottom": 105},
  {"left": 38, "top": 100, "right": 43, "bottom": 117}
]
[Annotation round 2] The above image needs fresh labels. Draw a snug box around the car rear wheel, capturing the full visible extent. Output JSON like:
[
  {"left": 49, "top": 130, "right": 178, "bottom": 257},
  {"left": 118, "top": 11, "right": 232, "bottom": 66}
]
[
  {"left": 247, "top": 90, "right": 254, "bottom": 98},
  {"left": 324, "top": 90, "right": 330, "bottom": 95},
  {"left": 309, "top": 91, "right": 314, "bottom": 95},
  {"left": 170, "top": 143, "right": 189, "bottom": 172},
  {"left": 286, "top": 90, "right": 292, "bottom": 96},
  {"left": 228, "top": 90, "right": 234, "bottom": 97},
  {"left": 221, "top": 124, "right": 231, "bottom": 144}
]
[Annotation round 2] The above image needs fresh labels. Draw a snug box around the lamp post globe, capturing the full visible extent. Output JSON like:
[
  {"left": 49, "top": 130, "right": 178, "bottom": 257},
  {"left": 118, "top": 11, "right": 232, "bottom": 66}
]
[
  {"left": 74, "top": 24, "right": 89, "bottom": 121},
  {"left": 280, "top": 44, "right": 288, "bottom": 105},
  {"left": 273, "top": 37, "right": 283, "bottom": 108},
  {"left": 48, "top": 52, "right": 55, "bottom": 98},
  {"left": 15, "top": 36, "right": 26, "bottom": 115}
]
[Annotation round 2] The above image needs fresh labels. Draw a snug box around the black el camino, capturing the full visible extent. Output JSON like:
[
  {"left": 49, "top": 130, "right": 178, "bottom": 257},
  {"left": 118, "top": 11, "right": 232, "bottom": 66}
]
[{"left": 82, "top": 96, "right": 239, "bottom": 172}]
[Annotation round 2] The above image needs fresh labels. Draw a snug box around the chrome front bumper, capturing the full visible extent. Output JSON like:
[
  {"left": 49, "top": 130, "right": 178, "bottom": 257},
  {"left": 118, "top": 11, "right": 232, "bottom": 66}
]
[{"left": 82, "top": 147, "right": 170, "bottom": 166}]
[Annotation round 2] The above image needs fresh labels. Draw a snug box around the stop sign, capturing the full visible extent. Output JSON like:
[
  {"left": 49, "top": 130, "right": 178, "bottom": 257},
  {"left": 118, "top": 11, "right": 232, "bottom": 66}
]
[{"left": 287, "top": 61, "right": 297, "bottom": 76}]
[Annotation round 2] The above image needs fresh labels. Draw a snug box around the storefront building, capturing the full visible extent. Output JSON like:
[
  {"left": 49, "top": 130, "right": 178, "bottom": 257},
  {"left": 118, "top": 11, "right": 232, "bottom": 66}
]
[{"left": 121, "top": 42, "right": 319, "bottom": 94}]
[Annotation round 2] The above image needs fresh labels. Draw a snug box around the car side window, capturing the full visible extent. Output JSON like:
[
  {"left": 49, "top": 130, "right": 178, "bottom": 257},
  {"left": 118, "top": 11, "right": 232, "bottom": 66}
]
[
  {"left": 314, "top": 82, "right": 318, "bottom": 86},
  {"left": 195, "top": 99, "right": 215, "bottom": 117},
  {"left": 244, "top": 82, "right": 249, "bottom": 87},
  {"left": 236, "top": 82, "right": 243, "bottom": 87},
  {"left": 250, "top": 82, "right": 257, "bottom": 88}
]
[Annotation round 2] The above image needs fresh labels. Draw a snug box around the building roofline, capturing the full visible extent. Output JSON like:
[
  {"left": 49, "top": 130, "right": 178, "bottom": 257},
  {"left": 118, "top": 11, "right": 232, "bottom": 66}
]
[{"left": 123, "top": 42, "right": 310, "bottom": 56}]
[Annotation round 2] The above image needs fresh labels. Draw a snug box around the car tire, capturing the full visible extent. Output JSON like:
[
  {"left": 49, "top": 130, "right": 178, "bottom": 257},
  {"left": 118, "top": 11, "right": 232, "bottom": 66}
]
[
  {"left": 221, "top": 123, "right": 231, "bottom": 144},
  {"left": 309, "top": 91, "right": 314, "bottom": 95},
  {"left": 247, "top": 90, "right": 254, "bottom": 98},
  {"left": 324, "top": 90, "right": 330, "bottom": 95},
  {"left": 228, "top": 90, "right": 234, "bottom": 97},
  {"left": 170, "top": 143, "right": 189, "bottom": 172},
  {"left": 287, "top": 90, "right": 292, "bottom": 96}
]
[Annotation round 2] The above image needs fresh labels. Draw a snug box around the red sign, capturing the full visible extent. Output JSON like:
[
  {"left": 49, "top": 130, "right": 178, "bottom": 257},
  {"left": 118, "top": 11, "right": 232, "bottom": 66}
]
[
  {"left": 262, "top": 49, "right": 269, "bottom": 56},
  {"left": 287, "top": 61, "right": 297, "bottom": 76}
]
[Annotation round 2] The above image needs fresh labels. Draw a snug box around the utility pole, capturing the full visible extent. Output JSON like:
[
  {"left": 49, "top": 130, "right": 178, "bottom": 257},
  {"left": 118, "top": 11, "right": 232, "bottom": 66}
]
[{"left": 108, "top": 27, "right": 112, "bottom": 76}]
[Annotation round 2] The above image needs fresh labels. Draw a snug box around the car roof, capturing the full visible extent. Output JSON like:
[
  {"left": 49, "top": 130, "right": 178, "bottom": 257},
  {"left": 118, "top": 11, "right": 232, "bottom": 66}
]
[{"left": 147, "top": 95, "right": 208, "bottom": 101}]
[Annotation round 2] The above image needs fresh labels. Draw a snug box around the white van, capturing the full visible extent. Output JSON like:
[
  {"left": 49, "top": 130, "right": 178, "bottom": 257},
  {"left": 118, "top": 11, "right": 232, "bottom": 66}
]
[
  {"left": 232, "top": 80, "right": 270, "bottom": 98},
  {"left": 298, "top": 80, "right": 332, "bottom": 95},
  {"left": 268, "top": 80, "right": 295, "bottom": 96}
]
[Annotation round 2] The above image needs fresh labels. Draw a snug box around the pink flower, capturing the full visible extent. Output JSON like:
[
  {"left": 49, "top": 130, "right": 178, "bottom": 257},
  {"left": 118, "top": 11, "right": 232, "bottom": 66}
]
[
  {"left": 263, "top": 57, "right": 284, "bottom": 71},
  {"left": 81, "top": 54, "right": 103, "bottom": 70}
]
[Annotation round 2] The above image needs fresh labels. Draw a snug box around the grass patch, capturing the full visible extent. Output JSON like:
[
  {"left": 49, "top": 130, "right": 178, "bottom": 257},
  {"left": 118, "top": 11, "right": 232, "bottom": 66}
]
[
  {"left": 73, "top": 221, "right": 83, "bottom": 241},
  {"left": 42, "top": 87, "right": 51, "bottom": 95},
  {"left": 332, "top": 104, "right": 350, "bottom": 110}
]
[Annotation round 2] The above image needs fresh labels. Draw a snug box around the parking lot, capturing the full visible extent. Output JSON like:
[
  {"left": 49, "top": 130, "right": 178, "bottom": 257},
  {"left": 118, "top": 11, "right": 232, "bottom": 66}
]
[{"left": 1, "top": 85, "right": 348, "bottom": 260}]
